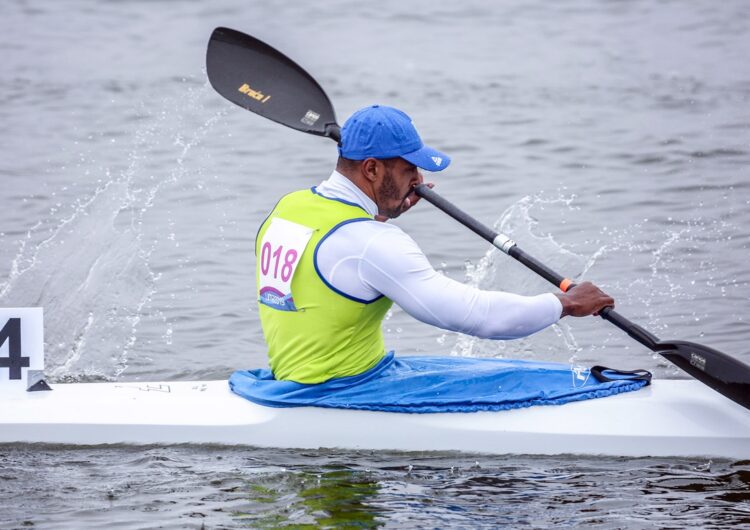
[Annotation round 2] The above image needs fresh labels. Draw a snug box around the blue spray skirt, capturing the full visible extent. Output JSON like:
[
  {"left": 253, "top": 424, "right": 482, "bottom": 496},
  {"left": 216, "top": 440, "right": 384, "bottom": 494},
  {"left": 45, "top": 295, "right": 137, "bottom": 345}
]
[{"left": 229, "top": 353, "right": 649, "bottom": 413}]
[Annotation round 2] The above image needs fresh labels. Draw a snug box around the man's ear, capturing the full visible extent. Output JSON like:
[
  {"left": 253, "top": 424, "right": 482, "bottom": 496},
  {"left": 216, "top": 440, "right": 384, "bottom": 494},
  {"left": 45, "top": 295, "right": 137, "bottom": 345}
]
[{"left": 361, "top": 158, "right": 379, "bottom": 183}]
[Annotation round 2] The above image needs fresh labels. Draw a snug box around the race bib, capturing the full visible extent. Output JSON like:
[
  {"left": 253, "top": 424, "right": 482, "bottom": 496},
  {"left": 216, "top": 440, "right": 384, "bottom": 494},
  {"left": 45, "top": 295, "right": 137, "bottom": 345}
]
[{"left": 258, "top": 217, "right": 314, "bottom": 312}]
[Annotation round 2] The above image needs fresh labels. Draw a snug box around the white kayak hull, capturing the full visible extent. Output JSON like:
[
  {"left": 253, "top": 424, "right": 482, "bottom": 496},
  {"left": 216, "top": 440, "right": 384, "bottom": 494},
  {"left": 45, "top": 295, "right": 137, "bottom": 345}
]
[{"left": 2, "top": 378, "right": 749, "bottom": 459}]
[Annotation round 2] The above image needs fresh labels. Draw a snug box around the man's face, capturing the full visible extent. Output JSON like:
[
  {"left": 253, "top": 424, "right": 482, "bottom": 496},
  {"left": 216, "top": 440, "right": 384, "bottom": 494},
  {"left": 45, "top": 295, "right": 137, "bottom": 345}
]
[{"left": 373, "top": 158, "right": 423, "bottom": 219}]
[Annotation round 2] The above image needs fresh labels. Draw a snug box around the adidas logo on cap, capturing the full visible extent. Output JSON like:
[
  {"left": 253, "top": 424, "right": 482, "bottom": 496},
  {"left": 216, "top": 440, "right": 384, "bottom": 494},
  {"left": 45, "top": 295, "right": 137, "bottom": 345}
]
[{"left": 431, "top": 156, "right": 443, "bottom": 167}]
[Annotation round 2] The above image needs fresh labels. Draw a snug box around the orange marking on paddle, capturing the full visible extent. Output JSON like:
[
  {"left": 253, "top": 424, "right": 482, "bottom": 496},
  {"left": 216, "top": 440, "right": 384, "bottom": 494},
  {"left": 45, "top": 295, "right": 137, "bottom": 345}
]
[{"left": 559, "top": 278, "right": 574, "bottom": 292}]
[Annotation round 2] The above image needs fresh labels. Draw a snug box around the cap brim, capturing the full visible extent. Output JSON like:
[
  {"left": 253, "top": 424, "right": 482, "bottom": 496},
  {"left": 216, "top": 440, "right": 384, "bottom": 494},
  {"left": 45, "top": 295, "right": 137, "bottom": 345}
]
[{"left": 401, "top": 145, "right": 451, "bottom": 172}]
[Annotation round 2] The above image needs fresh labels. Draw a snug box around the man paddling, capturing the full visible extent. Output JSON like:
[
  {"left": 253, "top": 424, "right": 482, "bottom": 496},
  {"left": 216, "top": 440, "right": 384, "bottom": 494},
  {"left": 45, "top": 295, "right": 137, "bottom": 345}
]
[{"left": 256, "top": 104, "right": 614, "bottom": 383}]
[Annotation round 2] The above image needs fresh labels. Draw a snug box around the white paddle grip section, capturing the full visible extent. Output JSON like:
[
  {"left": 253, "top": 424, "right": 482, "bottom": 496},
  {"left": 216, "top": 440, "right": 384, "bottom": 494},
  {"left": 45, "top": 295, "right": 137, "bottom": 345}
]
[
  {"left": 0, "top": 308, "right": 44, "bottom": 391},
  {"left": 492, "top": 234, "right": 516, "bottom": 254}
]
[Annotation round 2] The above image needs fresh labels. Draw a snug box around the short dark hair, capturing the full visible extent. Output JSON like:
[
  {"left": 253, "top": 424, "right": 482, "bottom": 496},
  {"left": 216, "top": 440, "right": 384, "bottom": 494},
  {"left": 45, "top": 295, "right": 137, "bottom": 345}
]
[{"left": 336, "top": 156, "right": 360, "bottom": 172}]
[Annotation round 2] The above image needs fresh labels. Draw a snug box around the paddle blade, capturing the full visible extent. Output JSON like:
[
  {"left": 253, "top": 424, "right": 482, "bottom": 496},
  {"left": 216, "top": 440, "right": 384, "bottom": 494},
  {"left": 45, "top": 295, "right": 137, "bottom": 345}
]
[
  {"left": 206, "top": 27, "right": 340, "bottom": 140},
  {"left": 658, "top": 340, "right": 750, "bottom": 410}
]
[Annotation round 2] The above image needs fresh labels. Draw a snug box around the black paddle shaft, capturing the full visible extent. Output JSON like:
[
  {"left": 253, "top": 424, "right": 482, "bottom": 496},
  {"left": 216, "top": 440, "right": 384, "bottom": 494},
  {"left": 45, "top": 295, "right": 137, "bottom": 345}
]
[{"left": 206, "top": 27, "right": 750, "bottom": 412}]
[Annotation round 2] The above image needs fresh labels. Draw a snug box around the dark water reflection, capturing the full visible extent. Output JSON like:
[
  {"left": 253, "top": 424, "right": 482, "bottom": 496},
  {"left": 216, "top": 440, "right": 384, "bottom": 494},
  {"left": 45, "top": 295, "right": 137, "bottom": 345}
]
[{"left": 2, "top": 445, "right": 749, "bottom": 529}]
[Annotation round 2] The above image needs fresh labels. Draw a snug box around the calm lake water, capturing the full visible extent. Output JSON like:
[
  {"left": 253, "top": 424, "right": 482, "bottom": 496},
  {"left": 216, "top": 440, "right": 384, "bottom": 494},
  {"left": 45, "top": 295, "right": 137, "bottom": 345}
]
[{"left": 2, "top": 0, "right": 749, "bottom": 527}]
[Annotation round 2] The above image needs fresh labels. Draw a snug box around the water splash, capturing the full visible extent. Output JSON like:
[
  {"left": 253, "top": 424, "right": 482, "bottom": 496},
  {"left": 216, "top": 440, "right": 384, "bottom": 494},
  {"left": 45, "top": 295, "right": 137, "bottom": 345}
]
[
  {"left": 448, "top": 191, "right": 737, "bottom": 372},
  {"left": 0, "top": 81, "right": 225, "bottom": 382},
  {"left": 451, "top": 193, "right": 586, "bottom": 361}
]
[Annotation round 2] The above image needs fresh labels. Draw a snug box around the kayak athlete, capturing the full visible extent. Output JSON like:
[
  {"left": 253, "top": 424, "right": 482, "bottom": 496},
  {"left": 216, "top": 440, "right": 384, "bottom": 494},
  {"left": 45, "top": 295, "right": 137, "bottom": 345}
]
[{"left": 256, "top": 104, "right": 614, "bottom": 383}]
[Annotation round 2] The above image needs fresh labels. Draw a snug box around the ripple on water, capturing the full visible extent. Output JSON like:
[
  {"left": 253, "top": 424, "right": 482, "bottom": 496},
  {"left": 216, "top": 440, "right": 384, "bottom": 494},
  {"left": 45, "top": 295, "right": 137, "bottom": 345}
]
[{"left": 1, "top": 445, "right": 749, "bottom": 529}]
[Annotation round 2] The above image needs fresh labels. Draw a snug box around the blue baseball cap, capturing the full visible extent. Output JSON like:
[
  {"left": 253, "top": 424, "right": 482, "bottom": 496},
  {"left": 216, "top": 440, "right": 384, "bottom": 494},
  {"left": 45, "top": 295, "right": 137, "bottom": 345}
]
[{"left": 338, "top": 105, "right": 451, "bottom": 172}]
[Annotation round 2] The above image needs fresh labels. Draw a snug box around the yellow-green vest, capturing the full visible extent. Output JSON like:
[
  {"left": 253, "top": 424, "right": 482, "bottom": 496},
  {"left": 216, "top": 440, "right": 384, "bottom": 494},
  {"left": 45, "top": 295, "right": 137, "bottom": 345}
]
[{"left": 256, "top": 188, "right": 393, "bottom": 383}]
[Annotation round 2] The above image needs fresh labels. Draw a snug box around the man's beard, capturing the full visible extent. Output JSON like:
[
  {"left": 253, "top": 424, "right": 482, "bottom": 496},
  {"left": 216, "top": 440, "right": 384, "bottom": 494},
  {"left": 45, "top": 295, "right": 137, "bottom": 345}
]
[{"left": 376, "top": 167, "right": 410, "bottom": 219}]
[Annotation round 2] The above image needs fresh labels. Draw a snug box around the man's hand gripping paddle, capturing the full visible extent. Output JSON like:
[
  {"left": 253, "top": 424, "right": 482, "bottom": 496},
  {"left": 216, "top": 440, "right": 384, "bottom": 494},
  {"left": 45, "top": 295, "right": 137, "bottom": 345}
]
[{"left": 206, "top": 27, "right": 750, "bottom": 412}]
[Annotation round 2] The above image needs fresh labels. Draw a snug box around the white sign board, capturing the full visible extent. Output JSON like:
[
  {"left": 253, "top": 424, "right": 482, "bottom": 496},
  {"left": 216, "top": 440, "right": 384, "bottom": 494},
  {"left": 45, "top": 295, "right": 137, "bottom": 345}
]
[{"left": 0, "top": 308, "right": 44, "bottom": 390}]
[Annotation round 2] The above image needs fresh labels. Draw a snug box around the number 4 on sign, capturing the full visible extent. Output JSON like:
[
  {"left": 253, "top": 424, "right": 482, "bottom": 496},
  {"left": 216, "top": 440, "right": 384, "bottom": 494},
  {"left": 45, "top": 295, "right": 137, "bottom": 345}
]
[
  {"left": 0, "top": 308, "right": 47, "bottom": 391},
  {"left": 0, "top": 319, "right": 28, "bottom": 380}
]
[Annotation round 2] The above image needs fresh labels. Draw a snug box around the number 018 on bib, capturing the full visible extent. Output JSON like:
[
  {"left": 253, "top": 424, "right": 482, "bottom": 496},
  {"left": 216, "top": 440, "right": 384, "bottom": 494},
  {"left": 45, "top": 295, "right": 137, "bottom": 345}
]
[{"left": 258, "top": 217, "right": 314, "bottom": 312}]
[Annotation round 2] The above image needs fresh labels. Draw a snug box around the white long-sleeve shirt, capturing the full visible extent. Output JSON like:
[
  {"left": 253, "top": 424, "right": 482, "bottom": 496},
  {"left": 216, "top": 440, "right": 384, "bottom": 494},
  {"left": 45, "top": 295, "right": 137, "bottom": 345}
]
[{"left": 314, "top": 171, "right": 563, "bottom": 339}]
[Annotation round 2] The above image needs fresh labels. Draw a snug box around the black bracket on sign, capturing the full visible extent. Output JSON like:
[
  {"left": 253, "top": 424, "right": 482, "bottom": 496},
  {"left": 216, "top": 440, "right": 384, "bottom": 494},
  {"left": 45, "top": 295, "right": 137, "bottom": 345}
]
[{"left": 27, "top": 379, "right": 52, "bottom": 392}]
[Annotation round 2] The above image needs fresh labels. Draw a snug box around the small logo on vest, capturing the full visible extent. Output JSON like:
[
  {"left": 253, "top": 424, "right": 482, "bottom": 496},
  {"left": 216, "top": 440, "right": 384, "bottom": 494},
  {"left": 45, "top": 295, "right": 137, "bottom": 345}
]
[{"left": 259, "top": 286, "right": 298, "bottom": 312}]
